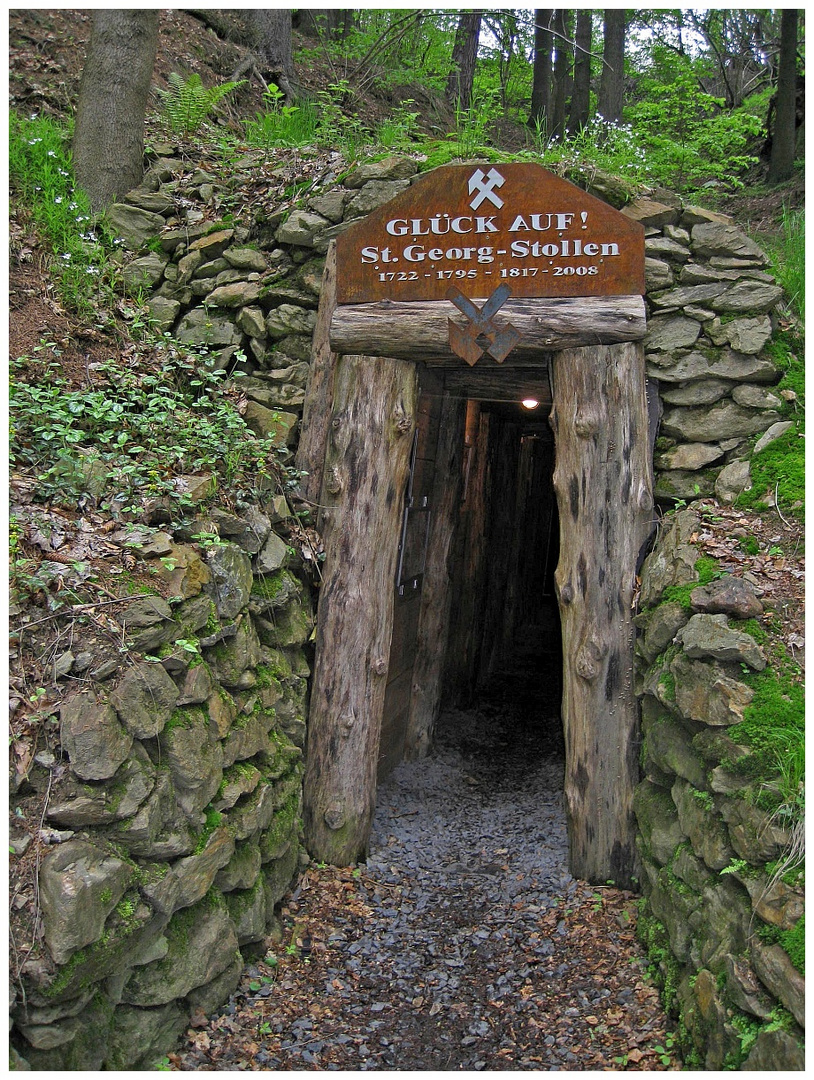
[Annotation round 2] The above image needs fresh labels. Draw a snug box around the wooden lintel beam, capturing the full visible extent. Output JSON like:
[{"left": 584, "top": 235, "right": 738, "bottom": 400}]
[{"left": 330, "top": 294, "right": 646, "bottom": 363}]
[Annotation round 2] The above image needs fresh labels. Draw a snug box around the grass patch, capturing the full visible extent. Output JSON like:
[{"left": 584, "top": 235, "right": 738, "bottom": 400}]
[{"left": 9, "top": 111, "right": 114, "bottom": 313}]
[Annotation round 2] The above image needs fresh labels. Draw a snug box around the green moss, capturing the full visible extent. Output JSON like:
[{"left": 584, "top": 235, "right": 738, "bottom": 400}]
[
  {"left": 735, "top": 617, "right": 768, "bottom": 645},
  {"left": 636, "top": 905, "right": 682, "bottom": 1015},
  {"left": 727, "top": 668, "right": 804, "bottom": 782},
  {"left": 162, "top": 706, "right": 197, "bottom": 734},
  {"left": 659, "top": 670, "right": 677, "bottom": 702},
  {"left": 738, "top": 534, "right": 760, "bottom": 556},
  {"left": 192, "top": 807, "right": 224, "bottom": 854},
  {"left": 761, "top": 915, "right": 805, "bottom": 976},
  {"left": 661, "top": 555, "right": 721, "bottom": 610}
]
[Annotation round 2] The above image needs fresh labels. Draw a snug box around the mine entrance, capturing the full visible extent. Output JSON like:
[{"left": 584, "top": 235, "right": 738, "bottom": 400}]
[{"left": 299, "top": 163, "right": 653, "bottom": 888}]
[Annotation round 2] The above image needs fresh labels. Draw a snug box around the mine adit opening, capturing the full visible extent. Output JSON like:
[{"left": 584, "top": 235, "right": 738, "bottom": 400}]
[{"left": 379, "top": 389, "right": 564, "bottom": 784}]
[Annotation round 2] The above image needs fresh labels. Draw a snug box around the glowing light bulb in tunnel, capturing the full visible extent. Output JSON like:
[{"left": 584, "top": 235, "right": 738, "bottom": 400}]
[{"left": 521, "top": 398, "right": 540, "bottom": 410}]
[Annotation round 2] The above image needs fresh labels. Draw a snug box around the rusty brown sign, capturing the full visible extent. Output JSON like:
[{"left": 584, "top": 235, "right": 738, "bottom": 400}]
[{"left": 335, "top": 163, "right": 645, "bottom": 305}]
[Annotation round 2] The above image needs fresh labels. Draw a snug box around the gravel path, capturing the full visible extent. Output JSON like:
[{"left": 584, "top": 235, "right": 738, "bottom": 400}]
[{"left": 173, "top": 653, "right": 678, "bottom": 1071}]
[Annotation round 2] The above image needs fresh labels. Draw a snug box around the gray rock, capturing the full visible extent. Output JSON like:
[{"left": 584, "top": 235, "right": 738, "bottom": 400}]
[
  {"left": 720, "top": 797, "right": 790, "bottom": 864},
  {"left": 650, "top": 282, "right": 729, "bottom": 311},
  {"left": 711, "top": 280, "right": 784, "bottom": 315},
  {"left": 643, "top": 236, "right": 691, "bottom": 263},
  {"left": 645, "top": 712, "right": 708, "bottom": 790},
  {"left": 742, "top": 1029, "right": 805, "bottom": 1072},
  {"left": 676, "top": 613, "right": 765, "bottom": 670},
  {"left": 690, "top": 222, "right": 768, "bottom": 263},
  {"left": 158, "top": 220, "right": 212, "bottom": 254},
  {"left": 46, "top": 745, "right": 156, "bottom": 827},
  {"left": 216, "top": 838, "right": 262, "bottom": 892},
  {"left": 690, "top": 576, "right": 763, "bottom": 619},
  {"left": 60, "top": 691, "right": 133, "bottom": 781},
  {"left": 176, "top": 662, "right": 214, "bottom": 706},
  {"left": 346, "top": 179, "right": 411, "bottom": 216},
  {"left": 39, "top": 841, "right": 134, "bottom": 963},
  {"left": 751, "top": 942, "right": 805, "bottom": 1028},
  {"left": 712, "top": 315, "right": 773, "bottom": 355},
  {"left": 206, "top": 280, "right": 262, "bottom": 309},
  {"left": 640, "top": 601, "right": 690, "bottom": 662},
  {"left": 175, "top": 307, "right": 242, "bottom": 347},
  {"left": 177, "top": 249, "right": 204, "bottom": 283},
  {"left": 633, "top": 780, "right": 687, "bottom": 865},
  {"left": 265, "top": 303, "right": 317, "bottom": 340},
  {"left": 754, "top": 420, "right": 794, "bottom": 454},
  {"left": 654, "top": 469, "right": 715, "bottom": 500},
  {"left": 157, "top": 705, "right": 224, "bottom": 820},
  {"left": 644, "top": 314, "right": 700, "bottom": 351},
  {"left": 110, "top": 661, "right": 180, "bottom": 738},
  {"left": 121, "top": 899, "right": 240, "bottom": 1007},
  {"left": 207, "top": 543, "right": 254, "bottom": 620},
  {"left": 255, "top": 531, "right": 291, "bottom": 574},
  {"left": 644, "top": 257, "right": 674, "bottom": 291},
  {"left": 243, "top": 401, "right": 299, "bottom": 445},
  {"left": 121, "top": 253, "right": 167, "bottom": 290},
  {"left": 653, "top": 442, "right": 723, "bottom": 471},
  {"left": 670, "top": 654, "right": 754, "bottom": 726},
  {"left": 109, "top": 771, "right": 195, "bottom": 860},
  {"left": 236, "top": 305, "right": 267, "bottom": 339},
  {"left": 646, "top": 347, "right": 779, "bottom": 385},
  {"left": 188, "top": 228, "right": 235, "bottom": 260},
  {"left": 680, "top": 205, "right": 733, "bottom": 229},
  {"left": 276, "top": 210, "right": 330, "bottom": 246},
  {"left": 223, "top": 246, "right": 267, "bottom": 272},
  {"left": 204, "top": 615, "right": 263, "bottom": 689},
  {"left": 672, "top": 779, "right": 733, "bottom": 871},
  {"left": 714, "top": 459, "right": 752, "bottom": 503},
  {"left": 214, "top": 762, "right": 263, "bottom": 810},
  {"left": 225, "top": 879, "right": 269, "bottom": 944},
  {"left": 104, "top": 1001, "right": 188, "bottom": 1071},
  {"left": 622, "top": 197, "right": 681, "bottom": 229},
  {"left": 308, "top": 190, "right": 348, "bottom": 222},
  {"left": 163, "top": 826, "right": 236, "bottom": 910},
  {"left": 638, "top": 509, "right": 701, "bottom": 608},
  {"left": 661, "top": 401, "right": 781, "bottom": 442},
  {"left": 731, "top": 384, "right": 782, "bottom": 410},
  {"left": 123, "top": 188, "right": 175, "bottom": 214},
  {"left": 146, "top": 296, "right": 181, "bottom": 332},
  {"left": 660, "top": 379, "right": 732, "bottom": 406},
  {"left": 343, "top": 155, "right": 418, "bottom": 187},
  {"left": 105, "top": 204, "right": 166, "bottom": 249}
]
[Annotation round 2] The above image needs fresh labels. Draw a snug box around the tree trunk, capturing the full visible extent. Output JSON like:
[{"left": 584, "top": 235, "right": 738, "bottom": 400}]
[
  {"left": 550, "top": 340, "right": 654, "bottom": 888},
  {"left": 244, "top": 9, "right": 297, "bottom": 98},
  {"left": 303, "top": 353, "right": 418, "bottom": 864},
  {"left": 296, "top": 242, "right": 339, "bottom": 512},
  {"left": 330, "top": 295, "right": 647, "bottom": 363},
  {"left": 568, "top": 9, "right": 592, "bottom": 136},
  {"left": 767, "top": 9, "right": 798, "bottom": 185},
  {"left": 446, "top": 10, "right": 483, "bottom": 110},
  {"left": 598, "top": 9, "right": 626, "bottom": 126},
  {"left": 550, "top": 10, "right": 572, "bottom": 141},
  {"left": 403, "top": 391, "right": 466, "bottom": 758},
  {"left": 529, "top": 10, "right": 553, "bottom": 133},
  {"left": 72, "top": 9, "right": 159, "bottom": 211}
]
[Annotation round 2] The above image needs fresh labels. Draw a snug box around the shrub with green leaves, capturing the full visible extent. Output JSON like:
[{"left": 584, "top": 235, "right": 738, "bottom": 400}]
[{"left": 10, "top": 343, "right": 296, "bottom": 517}]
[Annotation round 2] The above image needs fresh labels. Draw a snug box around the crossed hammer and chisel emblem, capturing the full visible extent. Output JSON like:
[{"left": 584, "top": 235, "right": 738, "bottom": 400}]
[{"left": 447, "top": 282, "right": 521, "bottom": 366}]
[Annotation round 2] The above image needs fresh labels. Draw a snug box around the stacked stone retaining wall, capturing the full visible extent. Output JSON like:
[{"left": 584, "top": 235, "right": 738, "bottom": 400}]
[{"left": 633, "top": 509, "right": 804, "bottom": 1070}]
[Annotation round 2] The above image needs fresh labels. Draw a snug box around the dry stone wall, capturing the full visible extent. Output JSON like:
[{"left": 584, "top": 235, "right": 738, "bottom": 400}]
[
  {"left": 633, "top": 509, "right": 804, "bottom": 1070},
  {"left": 11, "top": 527, "right": 312, "bottom": 1069},
  {"left": 10, "top": 151, "right": 797, "bottom": 1069}
]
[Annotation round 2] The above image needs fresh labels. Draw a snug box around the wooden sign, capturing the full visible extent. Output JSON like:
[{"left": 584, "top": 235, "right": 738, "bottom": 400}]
[{"left": 335, "top": 163, "right": 645, "bottom": 305}]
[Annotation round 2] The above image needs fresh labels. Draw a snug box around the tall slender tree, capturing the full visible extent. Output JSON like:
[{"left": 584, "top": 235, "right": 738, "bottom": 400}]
[
  {"left": 73, "top": 9, "right": 159, "bottom": 211},
  {"left": 446, "top": 10, "right": 483, "bottom": 110},
  {"left": 550, "top": 9, "right": 573, "bottom": 141},
  {"left": 598, "top": 9, "right": 626, "bottom": 126},
  {"left": 568, "top": 9, "right": 592, "bottom": 135},
  {"left": 529, "top": 9, "right": 554, "bottom": 133},
  {"left": 767, "top": 8, "right": 799, "bottom": 184}
]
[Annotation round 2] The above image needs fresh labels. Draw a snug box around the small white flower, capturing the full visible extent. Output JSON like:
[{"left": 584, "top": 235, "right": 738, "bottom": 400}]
[
  {"left": 47, "top": 149, "right": 57, "bottom": 158},
  {"left": 61, "top": 253, "right": 71, "bottom": 261},
  {"left": 54, "top": 196, "right": 62, "bottom": 204}
]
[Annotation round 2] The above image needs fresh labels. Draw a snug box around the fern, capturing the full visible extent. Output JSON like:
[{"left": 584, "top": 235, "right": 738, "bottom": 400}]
[{"left": 159, "top": 72, "right": 244, "bottom": 135}]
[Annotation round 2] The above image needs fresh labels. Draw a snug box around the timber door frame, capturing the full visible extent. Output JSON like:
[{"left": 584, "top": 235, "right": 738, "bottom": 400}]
[{"left": 298, "top": 242, "right": 654, "bottom": 888}]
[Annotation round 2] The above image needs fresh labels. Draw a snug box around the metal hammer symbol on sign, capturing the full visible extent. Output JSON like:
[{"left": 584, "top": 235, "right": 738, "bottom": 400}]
[{"left": 447, "top": 282, "right": 522, "bottom": 366}]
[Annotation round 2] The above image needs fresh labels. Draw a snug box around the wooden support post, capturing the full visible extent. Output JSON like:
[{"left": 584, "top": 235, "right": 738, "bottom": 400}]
[
  {"left": 302, "top": 352, "right": 418, "bottom": 864},
  {"left": 295, "top": 241, "right": 338, "bottom": 511},
  {"left": 403, "top": 391, "right": 466, "bottom": 759},
  {"left": 550, "top": 340, "right": 654, "bottom": 889}
]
